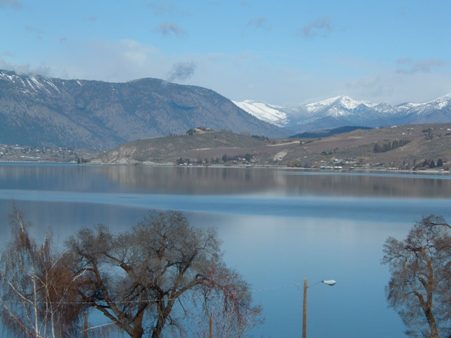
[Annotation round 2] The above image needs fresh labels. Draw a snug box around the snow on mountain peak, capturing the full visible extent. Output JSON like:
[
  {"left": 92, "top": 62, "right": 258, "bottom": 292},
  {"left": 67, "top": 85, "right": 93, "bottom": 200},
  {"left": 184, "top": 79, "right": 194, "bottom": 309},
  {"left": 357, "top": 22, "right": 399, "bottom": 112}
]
[
  {"left": 233, "top": 100, "right": 288, "bottom": 127},
  {"left": 0, "top": 70, "right": 19, "bottom": 82},
  {"left": 337, "top": 96, "right": 373, "bottom": 109},
  {"left": 0, "top": 69, "right": 61, "bottom": 95},
  {"left": 397, "top": 93, "right": 451, "bottom": 113},
  {"left": 305, "top": 95, "right": 376, "bottom": 112},
  {"left": 429, "top": 92, "right": 451, "bottom": 108}
]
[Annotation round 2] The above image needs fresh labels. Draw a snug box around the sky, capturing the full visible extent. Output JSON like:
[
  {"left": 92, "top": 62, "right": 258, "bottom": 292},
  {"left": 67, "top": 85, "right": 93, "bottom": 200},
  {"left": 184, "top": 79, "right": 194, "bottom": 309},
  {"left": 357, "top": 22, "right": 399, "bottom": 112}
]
[{"left": 1, "top": 0, "right": 451, "bottom": 106}]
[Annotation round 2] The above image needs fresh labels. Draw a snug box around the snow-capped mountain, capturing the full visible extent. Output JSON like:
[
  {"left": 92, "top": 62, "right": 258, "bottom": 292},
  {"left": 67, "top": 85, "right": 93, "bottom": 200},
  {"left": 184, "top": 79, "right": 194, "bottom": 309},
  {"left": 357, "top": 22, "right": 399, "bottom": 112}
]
[
  {"left": 0, "top": 70, "right": 66, "bottom": 96},
  {"left": 0, "top": 69, "right": 285, "bottom": 148},
  {"left": 302, "top": 96, "right": 395, "bottom": 115},
  {"left": 233, "top": 100, "right": 288, "bottom": 127},
  {"left": 235, "top": 94, "right": 451, "bottom": 132},
  {"left": 304, "top": 96, "right": 376, "bottom": 115},
  {"left": 397, "top": 93, "right": 451, "bottom": 115}
]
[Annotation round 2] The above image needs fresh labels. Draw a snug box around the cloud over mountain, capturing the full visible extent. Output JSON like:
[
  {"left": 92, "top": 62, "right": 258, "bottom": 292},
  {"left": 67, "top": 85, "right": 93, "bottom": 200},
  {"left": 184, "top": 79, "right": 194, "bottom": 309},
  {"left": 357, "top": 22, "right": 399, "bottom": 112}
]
[
  {"left": 156, "top": 22, "right": 185, "bottom": 37},
  {"left": 167, "top": 62, "right": 197, "bottom": 82},
  {"left": 301, "top": 17, "right": 333, "bottom": 38}
]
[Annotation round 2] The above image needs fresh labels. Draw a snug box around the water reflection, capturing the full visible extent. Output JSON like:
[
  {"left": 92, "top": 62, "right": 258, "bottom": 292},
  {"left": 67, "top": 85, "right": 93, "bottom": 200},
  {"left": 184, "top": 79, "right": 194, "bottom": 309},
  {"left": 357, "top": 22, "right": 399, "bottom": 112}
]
[
  {"left": 0, "top": 201, "right": 422, "bottom": 338},
  {"left": 0, "top": 164, "right": 451, "bottom": 338},
  {"left": 0, "top": 164, "right": 451, "bottom": 197}
]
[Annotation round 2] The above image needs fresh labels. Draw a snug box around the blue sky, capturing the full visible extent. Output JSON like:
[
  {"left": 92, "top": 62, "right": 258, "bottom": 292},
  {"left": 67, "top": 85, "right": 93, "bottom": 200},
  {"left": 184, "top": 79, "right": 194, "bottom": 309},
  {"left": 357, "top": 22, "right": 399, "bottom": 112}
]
[{"left": 1, "top": 0, "right": 451, "bottom": 105}]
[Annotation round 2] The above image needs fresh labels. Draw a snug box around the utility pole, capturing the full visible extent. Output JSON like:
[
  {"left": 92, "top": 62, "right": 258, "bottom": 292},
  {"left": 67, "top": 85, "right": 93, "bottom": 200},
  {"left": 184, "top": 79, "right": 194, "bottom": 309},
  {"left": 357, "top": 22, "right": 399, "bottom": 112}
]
[
  {"left": 83, "top": 311, "right": 88, "bottom": 338},
  {"left": 301, "top": 278, "right": 336, "bottom": 338},
  {"left": 302, "top": 278, "right": 308, "bottom": 338},
  {"left": 209, "top": 314, "right": 213, "bottom": 338}
]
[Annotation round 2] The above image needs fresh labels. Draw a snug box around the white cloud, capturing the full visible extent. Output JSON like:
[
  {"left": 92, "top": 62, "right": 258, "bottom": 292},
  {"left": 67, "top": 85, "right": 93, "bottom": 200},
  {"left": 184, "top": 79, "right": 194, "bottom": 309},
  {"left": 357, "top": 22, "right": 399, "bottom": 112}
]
[
  {"left": 301, "top": 17, "right": 333, "bottom": 38},
  {"left": 0, "top": 58, "right": 52, "bottom": 76},
  {"left": 345, "top": 71, "right": 451, "bottom": 104},
  {"left": 4, "top": 38, "right": 451, "bottom": 106},
  {"left": 155, "top": 23, "right": 185, "bottom": 37},
  {"left": 396, "top": 58, "right": 448, "bottom": 74},
  {"left": 147, "top": 0, "right": 187, "bottom": 16},
  {"left": 167, "top": 62, "right": 196, "bottom": 82},
  {"left": 247, "top": 16, "right": 270, "bottom": 31},
  {"left": 59, "top": 39, "right": 171, "bottom": 82}
]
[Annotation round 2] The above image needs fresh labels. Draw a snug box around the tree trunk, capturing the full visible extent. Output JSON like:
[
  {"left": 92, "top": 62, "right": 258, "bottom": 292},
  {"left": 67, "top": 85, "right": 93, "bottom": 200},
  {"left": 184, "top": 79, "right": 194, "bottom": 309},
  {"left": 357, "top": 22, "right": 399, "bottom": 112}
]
[
  {"left": 130, "top": 308, "right": 145, "bottom": 338},
  {"left": 151, "top": 301, "right": 174, "bottom": 338},
  {"left": 131, "top": 327, "right": 144, "bottom": 338},
  {"left": 424, "top": 253, "right": 439, "bottom": 338},
  {"left": 424, "top": 308, "right": 439, "bottom": 338},
  {"left": 151, "top": 312, "right": 167, "bottom": 338}
]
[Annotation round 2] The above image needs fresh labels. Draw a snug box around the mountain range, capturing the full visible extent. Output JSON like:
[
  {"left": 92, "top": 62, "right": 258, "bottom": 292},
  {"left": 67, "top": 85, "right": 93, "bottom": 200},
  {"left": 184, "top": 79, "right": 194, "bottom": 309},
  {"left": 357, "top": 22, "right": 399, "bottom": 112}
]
[
  {"left": 0, "top": 70, "right": 284, "bottom": 149},
  {"left": 235, "top": 94, "right": 451, "bottom": 132},
  {"left": 2, "top": 68, "right": 451, "bottom": 151}
]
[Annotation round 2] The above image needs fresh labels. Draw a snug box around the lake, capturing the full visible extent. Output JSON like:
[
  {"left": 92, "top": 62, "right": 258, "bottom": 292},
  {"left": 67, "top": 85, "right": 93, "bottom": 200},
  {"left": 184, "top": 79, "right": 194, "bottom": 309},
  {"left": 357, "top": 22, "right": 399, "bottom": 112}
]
[{"left": 1, "top": 163, "right": 450, "bottom": 338}]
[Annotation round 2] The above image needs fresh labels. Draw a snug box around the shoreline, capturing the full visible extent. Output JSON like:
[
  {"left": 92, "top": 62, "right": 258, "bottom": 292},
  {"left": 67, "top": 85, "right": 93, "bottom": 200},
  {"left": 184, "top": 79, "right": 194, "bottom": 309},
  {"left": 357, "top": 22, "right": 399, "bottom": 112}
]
[{"left": 1, "top": 160, "right": 450, "bottom": 177}]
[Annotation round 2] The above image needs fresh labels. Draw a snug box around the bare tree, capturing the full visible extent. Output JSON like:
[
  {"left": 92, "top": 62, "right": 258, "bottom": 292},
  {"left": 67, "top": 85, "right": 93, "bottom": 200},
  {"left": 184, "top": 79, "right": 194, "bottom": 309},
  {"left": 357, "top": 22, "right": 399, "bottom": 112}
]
[
  {"left": 0, "top": 207, "right": 85, "bottom": 338},
  {"left": 67, "top": 211, "right": 261, "bottom": 338},
  {"left": 383, "top": 215, "right": 450, "bottom": 338}
]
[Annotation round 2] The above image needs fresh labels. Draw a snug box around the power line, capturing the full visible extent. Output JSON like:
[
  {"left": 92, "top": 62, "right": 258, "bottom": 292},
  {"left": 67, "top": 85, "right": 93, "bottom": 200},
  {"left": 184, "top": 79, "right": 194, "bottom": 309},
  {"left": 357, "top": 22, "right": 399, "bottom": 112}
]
[{"left": 0, "top": 280, "right": 325, "bottom": 305}]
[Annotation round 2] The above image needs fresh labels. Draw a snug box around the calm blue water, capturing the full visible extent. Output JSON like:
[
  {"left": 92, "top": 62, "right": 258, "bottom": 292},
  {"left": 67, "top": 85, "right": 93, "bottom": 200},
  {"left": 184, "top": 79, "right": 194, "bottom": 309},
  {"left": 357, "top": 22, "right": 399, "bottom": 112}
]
[{"left": 1, "top": 164, "right": 450, "bottom": 338}]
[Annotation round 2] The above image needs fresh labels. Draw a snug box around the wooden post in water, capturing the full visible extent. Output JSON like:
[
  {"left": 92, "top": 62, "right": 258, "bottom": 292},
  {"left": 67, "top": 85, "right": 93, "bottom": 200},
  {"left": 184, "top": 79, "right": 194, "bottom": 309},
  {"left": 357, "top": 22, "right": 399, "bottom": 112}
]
[
  {"left": 302, "top": 278, "right": 308, "bottom": 338},
  {"left": 209, "top": 314, "right": 213, "bottom": 338}
]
